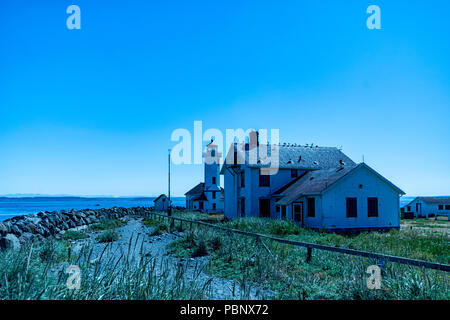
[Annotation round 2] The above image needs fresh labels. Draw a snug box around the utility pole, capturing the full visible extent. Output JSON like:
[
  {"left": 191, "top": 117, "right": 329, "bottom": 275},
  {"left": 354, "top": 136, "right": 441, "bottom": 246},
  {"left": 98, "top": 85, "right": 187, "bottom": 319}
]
[{"left": 168, "top": 148, "right": 172, "bottom": 216}]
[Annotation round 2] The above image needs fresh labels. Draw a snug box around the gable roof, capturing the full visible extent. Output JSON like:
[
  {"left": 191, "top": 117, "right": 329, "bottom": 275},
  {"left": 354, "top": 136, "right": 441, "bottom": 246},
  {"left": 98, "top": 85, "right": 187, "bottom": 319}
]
[
  {"left": 185, "top": 182, "right": 204, "bottom": 196},
  {"left": 220, "top": 143, "right": 355, "bottom": 174},
  {"left": 192, "top": 192, "right": 208, "bottom": 201},
  {"left": 406, "top": 196, "right": 450, "bottom": 206},
  {"left": 153, "top": 194, "right": 167, "bottom": 203},
  {"left": 276, "top": 163, "right": 405, "bottom": 205}
]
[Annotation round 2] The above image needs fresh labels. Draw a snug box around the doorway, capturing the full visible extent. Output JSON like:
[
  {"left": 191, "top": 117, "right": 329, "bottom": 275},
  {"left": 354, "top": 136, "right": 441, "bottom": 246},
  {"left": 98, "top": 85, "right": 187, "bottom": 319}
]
[
  {"left": 259, "top": 199, "right": 271, "bottom": 218},
  {"left": 293, "top": 202, "right": 303, "bottom": 225}
]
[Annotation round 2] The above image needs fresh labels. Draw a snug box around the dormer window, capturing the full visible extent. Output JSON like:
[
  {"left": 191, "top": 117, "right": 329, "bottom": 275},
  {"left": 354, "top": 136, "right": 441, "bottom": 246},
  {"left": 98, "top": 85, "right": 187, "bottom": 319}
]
[{"left": 291, "top": 169, "right": 298, "bottom": 178}]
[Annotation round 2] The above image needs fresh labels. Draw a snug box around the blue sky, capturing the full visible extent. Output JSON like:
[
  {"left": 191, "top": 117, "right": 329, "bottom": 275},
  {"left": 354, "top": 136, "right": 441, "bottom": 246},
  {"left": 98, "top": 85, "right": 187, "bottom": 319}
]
[{"left": 0, "top": 0, "right": 449, "bottom": 197}]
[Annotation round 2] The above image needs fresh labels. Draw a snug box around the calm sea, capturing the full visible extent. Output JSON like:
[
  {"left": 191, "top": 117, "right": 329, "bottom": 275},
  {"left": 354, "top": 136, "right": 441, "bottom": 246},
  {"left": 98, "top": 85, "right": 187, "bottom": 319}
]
[
  {"left": 0, "top": 196, "right": 414, "bottom": 222},
  {"left": 0, "top": 197, "right": 186, "bottom": 222}
]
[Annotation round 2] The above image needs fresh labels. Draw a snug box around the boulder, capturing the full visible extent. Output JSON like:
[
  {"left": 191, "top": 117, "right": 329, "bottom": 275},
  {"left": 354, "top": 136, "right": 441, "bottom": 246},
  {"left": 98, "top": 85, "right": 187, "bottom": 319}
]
[
  {"left": 19, "top": 232, "right": 35, "bottom": 244},
  {"left": 0, "top": 234, "right": 21, "bottom": 250},
  {"left": 0, "top": 223, "right": 8, "bottom": 236}
]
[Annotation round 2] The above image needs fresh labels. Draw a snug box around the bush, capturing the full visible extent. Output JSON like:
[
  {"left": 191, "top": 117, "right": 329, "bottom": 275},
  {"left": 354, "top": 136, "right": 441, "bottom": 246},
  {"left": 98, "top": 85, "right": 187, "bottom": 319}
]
[
  {"left": 62, "top": 230, "right": 89, "bottom": 241},
  {"left": 192, "top": 240, "right": 208, "bottom": 257},
  {"left": 209, "top": 236, "right": 222, "bottom": 252},
  {"left": 97, "top": 230, "right": 120, "bottom": 243},
  {"left": 150, "top": 223, "right": 168, "bottom": 236},
  {"left": 90, "top": 219, "right": 125, "bottom": 231},
  {"left": 142, "top": 218, "right": 159, "bottom": 227}
]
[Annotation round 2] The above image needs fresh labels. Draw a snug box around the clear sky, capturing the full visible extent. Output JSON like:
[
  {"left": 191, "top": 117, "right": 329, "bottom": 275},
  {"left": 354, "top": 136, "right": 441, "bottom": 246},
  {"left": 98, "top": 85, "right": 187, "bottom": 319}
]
[{"left": 0, "top": 0, "right": 449, "bottom": 197}]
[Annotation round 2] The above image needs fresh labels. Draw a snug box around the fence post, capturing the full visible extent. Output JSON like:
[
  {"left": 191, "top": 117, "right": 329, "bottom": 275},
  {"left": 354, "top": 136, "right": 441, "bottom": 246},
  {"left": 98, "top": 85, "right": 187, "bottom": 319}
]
[{"left": 306, "top": 247, "right": 312, "bottom": 263}]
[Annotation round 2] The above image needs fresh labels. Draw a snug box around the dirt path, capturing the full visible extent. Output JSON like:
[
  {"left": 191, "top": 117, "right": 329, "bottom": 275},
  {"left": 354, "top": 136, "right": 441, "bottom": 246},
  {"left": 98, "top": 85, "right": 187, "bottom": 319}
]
[{"left": 70, "top": 216, "right": 274, "bottom": 299}]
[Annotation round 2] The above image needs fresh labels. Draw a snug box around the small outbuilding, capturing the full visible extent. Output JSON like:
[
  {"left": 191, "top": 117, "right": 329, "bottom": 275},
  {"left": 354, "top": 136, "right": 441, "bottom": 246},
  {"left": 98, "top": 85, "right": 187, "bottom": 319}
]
[
  {"left": 403, "top": 197, "right": 450, "bottom": 219},
  {"left": 153, "top": 194, "right": 170, "bottom": 211}
]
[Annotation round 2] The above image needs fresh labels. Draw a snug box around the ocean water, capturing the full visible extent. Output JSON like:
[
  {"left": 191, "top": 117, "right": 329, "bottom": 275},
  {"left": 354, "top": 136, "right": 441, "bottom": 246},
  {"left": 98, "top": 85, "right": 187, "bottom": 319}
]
[
  {"left": 0, "top": 197, "right": 186, "bottom": 222},
  {"left": 400, "top": 196, "right": 415, "bottom": 208}
]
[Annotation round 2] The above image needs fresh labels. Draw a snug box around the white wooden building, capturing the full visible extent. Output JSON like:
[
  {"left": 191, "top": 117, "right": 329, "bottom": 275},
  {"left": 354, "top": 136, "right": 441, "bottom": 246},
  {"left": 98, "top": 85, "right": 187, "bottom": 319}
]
[
  {"left": 185, "top": 141, "right": 224, "bottom": 212},
  {"left": 403, "top": 197, "right": 450, "bottom": 219},
  {"left": 153, "top": 194, "right": 170, "bottom": 211},
  {"left": 220, "top": 134, "right": 405, "bottom": 231}
]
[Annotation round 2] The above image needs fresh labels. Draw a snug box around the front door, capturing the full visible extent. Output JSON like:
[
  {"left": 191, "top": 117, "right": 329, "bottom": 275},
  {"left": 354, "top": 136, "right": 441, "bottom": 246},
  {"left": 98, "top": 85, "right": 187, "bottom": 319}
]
[
  {"left": 259, "top": 199, "right": 271, "bottom": 218},
  {"left": 416, "top": 203, "right": 422, "bottom": 217},
  {"left": 199, "top": 201, "right": 204, "bottom": 210},
  {"left": 293, "top": 202, "right": 303, "bottom": 225}
]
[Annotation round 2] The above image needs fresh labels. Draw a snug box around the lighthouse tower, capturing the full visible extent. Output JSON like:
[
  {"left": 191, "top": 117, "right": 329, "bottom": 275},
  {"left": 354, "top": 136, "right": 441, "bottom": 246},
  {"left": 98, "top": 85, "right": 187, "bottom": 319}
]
[{"left": 203, "top": 140, "right": 222, "bottom": 211}]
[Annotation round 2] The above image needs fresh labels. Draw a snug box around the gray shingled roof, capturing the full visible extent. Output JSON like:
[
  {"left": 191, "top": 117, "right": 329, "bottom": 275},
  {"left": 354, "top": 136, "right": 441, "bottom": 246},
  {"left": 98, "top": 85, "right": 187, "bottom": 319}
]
[
  {"left": 221, "top": 144, "right": 355, "bottom": 173},
  {"left": 276, "top": 163, "right": 405, "bottom": 205},
  {"left": 153, "top": 194, "right": 167, "bottom": 202},
  {"left": 185, "top": 182, "right": 204, "bottom": 196},
  {"left": 417, "top": 196, "right": 450, "bottom": 204},
  {"left": 276, "top": 166, "right": 356, "bottom": 205}
]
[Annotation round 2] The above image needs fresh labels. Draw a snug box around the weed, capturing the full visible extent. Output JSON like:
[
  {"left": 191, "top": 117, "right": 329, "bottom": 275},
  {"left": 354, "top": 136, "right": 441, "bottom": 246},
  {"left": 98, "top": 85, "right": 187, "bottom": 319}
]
[
  {"left": 62, "top": 230, "right": 89, "bottom": 241},
  {"left": 96, "top": 230, "right": 120, "bottom": 243}
]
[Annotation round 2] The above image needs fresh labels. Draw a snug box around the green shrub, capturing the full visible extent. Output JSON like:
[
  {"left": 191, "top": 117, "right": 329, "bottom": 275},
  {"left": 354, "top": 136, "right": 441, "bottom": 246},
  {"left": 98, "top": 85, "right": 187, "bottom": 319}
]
[
  {"left": 150, "top": 223, "right": 168, "bottom": 236},
  {"left": 62, "top": 230, "right": 89, "bottom": 241},
  {"left": 142, "top": 218, "right": 159, "bottom": 227},
  {"left": 96, "top": 230, "right": 120, "bottom": 243},
  {"left": 192, "top": 240, "right": 208, "bottom": 257},
  {"left": 90, "top": 219, "right": 125, "bottom": 231},
  {"left": 209, "top": 236, "right": 222, "bottom": 252}
]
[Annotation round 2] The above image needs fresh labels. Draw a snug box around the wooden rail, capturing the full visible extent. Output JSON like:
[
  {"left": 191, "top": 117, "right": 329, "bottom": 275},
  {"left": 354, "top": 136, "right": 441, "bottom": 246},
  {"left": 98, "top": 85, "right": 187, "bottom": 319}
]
[{"left": 142, "top": 212, "right": 450, "bottom": 272}]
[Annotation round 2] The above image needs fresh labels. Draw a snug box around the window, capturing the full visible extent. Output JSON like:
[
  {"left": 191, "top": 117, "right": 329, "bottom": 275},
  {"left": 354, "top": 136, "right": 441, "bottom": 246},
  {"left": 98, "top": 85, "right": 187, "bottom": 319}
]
[
  {"left": 446, "top": 205, "right": 450, "bottom": 210},
  {"left": 276, "top": 205, "right": 280, "bottom": 213},
  {"left": 212, "top": 192, "right": 216, "bottom": 199},
  {"left": 199, "top": 201, "right": 204, "bottom": 210},
  {"left": 240, "top": 198, "right": 245, "bottom": 217},
  {"left": 368, "top": 197, "right": 378, "bottom": 217},
  {"left": 212, "top": 203, "right": 216, "bottom": 210},
  {"left": 291, "top": 169, "right": 298, "bottom": 178},
  {"left": 438, "top": 205, "right": 444, "bottom": 210},
  {"left": 307, "top": 198, "right": 315, "bottom": 217},
  {"left": 294, "top": 203, "right": 302, "bottom": 222},
  {"left": 212, "top": 176, "right": 216, "bottom": 185},
  {"left": 259, "top": 169, "right": 270, "bottom": 187},
  {"left": 346, "top": 198, "right": 357, "bottom": 217},
  {"left": 240, "top": 172, "right": 245, "bottom": 187},
  {"left": 407, "top": 206, "right": 411, "bottom": 212}
]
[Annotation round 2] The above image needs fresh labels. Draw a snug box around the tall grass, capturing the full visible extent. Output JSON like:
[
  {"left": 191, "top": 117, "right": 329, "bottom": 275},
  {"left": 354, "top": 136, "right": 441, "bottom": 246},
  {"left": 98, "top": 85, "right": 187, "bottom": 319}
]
[
  {"left": 0, "top": 237, "right": 213, "bottom": 300},
  {"left": 168, "top": 218, "right": 450, "bottom": 300}
]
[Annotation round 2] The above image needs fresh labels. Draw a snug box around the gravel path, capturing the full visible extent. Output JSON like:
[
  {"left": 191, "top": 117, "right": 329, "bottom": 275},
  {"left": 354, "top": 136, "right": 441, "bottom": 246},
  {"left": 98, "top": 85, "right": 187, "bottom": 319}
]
[{"left": 69, "top": 216, "right": 274, "bottom": 299}]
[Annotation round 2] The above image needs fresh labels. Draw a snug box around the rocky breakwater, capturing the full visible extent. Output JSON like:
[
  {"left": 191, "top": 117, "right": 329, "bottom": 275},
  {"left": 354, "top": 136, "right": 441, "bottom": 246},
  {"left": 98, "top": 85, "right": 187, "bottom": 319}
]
[{"left": 0, "top": 206, "right": 153, "bottom": 250}]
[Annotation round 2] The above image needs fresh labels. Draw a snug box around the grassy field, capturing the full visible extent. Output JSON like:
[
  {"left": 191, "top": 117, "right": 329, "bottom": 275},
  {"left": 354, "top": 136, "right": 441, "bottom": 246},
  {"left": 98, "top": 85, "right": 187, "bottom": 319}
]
[
  {"left": 401, "top": 216, "right": 449, "bottom": 236},
  {"left": 162, "top": 211, "right": 449, "bottom": 299},
  {"left": 0, "top": 214, "right": 448, "bottom": 300},
  {"left": 0, "top": 218, "right": 210, "bottom": 300}
]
